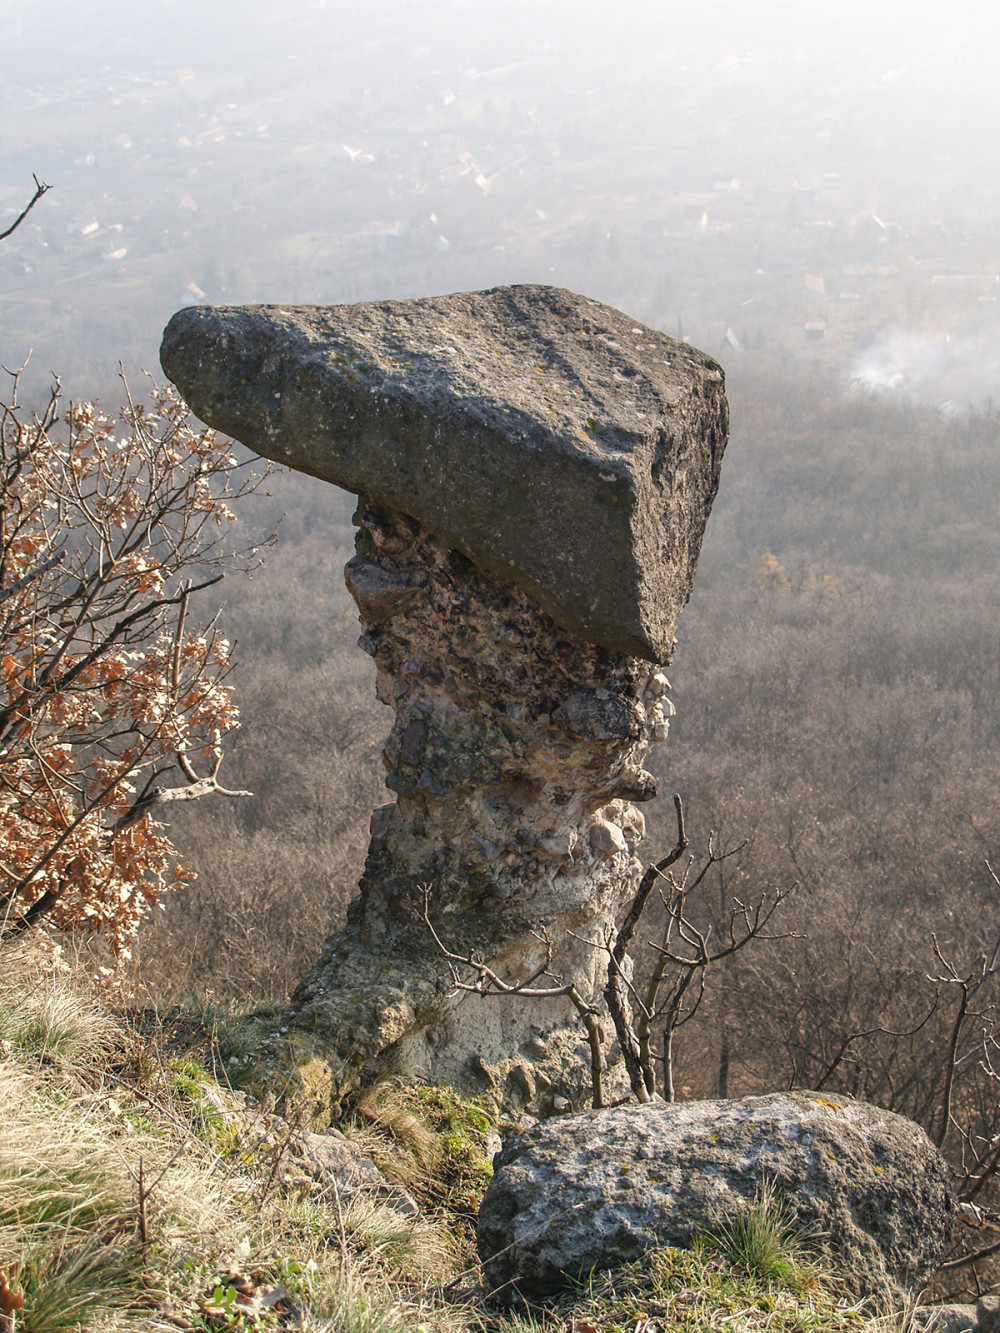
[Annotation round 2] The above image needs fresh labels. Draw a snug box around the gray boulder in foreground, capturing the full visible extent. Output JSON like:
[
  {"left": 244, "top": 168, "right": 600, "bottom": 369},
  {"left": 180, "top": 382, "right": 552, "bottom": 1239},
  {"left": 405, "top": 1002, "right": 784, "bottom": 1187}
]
[
  {"left": 160, "top": 284, "right": 727, "bottom": 662},
  {"left": 477, "top": 1091, "right": 955, "bottom": 1303}
]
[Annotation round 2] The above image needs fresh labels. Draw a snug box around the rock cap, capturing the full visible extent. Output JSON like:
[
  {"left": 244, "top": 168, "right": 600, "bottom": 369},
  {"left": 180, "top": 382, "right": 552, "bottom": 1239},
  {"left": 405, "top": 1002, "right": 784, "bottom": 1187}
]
[{"left": 160, "top": 284, "right": 727, "bottom": 661}]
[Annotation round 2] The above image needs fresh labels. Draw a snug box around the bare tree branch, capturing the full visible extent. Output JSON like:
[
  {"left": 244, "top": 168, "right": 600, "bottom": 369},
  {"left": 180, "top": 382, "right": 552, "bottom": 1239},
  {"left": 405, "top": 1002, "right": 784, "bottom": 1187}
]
[
  {"left": 813, "top": 996, "right": 941, "bottom": 1092},
  {"left": 650, "top": 893, "right": 800, "bottom": 968},
  {"left": 939, "top": 1233, "right": 1000, "bottom": 1273},
  {"left": 929, "top": 909, "right": 1000, "bottom": 1150},
  {"left": 0, "top": 546, "right": 67, "bottom": 605},
  {"left": 421, "top": 885, "right": 606, "bottom": 1107},
  {"left": 605, "top": 794, "right": 688, "bottom": 1102},
  {"left": 0, "top": 174, "right": 50, "bottom": 241}
]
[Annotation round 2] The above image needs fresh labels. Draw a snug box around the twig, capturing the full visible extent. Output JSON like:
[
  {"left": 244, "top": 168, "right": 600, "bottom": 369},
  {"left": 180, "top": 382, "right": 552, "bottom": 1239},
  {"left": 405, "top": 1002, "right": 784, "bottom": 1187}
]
[
  {"left": 0, "top": 546, "right": 66, "bottom": 604},
  {"left": 939, "top": 1234, "right": 1000, "bottom": 1272},
  {"left": 422, "top": 888, "right": 577, "bottom": 1000},
  {"left": 0, "top": 174, "right": 50, "bottom": 241},
  {"left": 814, "top": 997, "right": 941, "bottom": 1092},
  {"left": 421, "top": 886, "right": 606, "bottom": 1107},
  {"left": 929, "top": 907, "right": 1000, "bottom": 1149},
  {"left": 571, "top": 989, "right": 604, "bottom": 1109},
  {"left": 605, "top": 794, "right": 688, "bottom": 1102},
  {"left": 137, "top": 1154, "right": 149, "bottom": 1249}
]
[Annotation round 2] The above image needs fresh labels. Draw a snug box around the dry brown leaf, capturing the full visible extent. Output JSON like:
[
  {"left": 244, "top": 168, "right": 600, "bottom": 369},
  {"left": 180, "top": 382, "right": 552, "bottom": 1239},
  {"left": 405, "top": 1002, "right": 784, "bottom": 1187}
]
[{"left": 0, "top": 1271, "right": 24, "bottom": 1316}]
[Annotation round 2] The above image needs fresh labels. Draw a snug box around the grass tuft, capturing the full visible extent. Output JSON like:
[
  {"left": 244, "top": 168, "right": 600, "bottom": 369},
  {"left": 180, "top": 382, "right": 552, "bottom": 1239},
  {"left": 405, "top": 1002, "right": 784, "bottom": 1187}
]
[
  {"left": 0, "top": 941, "right": 117, "bottom": 1071},
  {"left": 13, "top": 1240, "right": 134, "bottom": 1333},
  {"left": 308, "top": 1270, "right": 410, "bottom": 1333},
  {"left": 696, "top": 1178, "right": 819, "bottom": 1292}
]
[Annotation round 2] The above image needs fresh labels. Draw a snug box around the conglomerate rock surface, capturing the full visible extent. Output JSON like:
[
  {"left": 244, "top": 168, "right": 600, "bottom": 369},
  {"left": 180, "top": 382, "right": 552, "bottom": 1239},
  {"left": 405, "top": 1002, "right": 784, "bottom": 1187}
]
[
  {"left": 282, "top": 501, "right": 674, "bottom": 1110},
  {"left": 477, "top": 1092, "right": 956, "bottom": 1303},
  {"left": 160, "top": 286, "right": 728, "bottom": 1116},
  {"left": 160, "top": 284, "right": 727, "bottom": 661}
]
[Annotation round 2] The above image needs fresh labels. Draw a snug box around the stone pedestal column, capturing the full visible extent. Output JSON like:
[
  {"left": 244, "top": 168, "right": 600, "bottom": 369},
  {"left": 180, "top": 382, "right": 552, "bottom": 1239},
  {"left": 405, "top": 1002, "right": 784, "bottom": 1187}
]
[
  {"left": 284, "top": 500, "right": 674, "bottom": 1108},
  {"left": 160, "top": 283, "right": 728, "bottom": 1118}
]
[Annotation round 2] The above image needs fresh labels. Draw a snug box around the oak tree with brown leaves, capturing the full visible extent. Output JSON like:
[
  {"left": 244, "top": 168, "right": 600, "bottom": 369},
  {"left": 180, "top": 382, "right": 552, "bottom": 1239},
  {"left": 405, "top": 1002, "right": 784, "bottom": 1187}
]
[{"left": 0, "top": 363, "right": 271, "bottom": 960}]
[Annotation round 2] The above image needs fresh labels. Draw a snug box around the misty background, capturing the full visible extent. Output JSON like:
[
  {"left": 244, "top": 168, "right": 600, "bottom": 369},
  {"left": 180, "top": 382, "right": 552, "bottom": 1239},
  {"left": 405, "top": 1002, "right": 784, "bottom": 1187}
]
[
  {"left": 5, "top": 0, "right": 1000, "bottom": 1149},
  {"left": 4, "top": 0, "right": 1000, "bottom": 406}
]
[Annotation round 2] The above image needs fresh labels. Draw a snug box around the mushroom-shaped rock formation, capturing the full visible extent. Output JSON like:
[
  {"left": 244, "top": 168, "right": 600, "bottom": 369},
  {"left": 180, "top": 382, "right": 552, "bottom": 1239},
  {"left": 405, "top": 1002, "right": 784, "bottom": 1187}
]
[{"left": 160, "top": 285, "right": 728, "bottom": 1119}]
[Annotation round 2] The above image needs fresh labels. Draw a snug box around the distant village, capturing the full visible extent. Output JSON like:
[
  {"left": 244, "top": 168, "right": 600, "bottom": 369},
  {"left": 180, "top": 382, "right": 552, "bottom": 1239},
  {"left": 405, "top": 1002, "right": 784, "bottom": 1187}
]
[{"left": 3, "top": 11, "right": 999, "bottom": 406}]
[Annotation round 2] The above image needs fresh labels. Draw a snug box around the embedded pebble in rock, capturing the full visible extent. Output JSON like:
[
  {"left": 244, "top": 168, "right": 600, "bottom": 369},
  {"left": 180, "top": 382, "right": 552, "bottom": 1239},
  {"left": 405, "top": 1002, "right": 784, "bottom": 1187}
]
[
  {"left": 159, "top": 285, "right": 729, "bottom": 1114},
  {"left": 589, "top": 821, "right": 629, "bottom": 857}
]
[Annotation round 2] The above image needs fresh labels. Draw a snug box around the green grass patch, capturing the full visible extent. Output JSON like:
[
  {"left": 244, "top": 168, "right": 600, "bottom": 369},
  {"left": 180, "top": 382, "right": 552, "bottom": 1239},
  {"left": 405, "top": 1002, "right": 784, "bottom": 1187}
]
[
  {"left": 349, "top": 1080, "right": 496, "bottom": 1213},
  {"left": 696, "top": 1178, "right": 820, "bottom": 1293},
  {"left": 492, "top": 1242, "right": 870, "bottom": 1333}
]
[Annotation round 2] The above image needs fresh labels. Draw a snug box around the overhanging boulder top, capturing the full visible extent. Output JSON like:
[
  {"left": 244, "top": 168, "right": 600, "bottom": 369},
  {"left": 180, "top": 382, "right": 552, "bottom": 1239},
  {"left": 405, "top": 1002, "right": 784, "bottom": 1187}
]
[{"left": 160, "top": 284, "right": 728, "bottom": 661}]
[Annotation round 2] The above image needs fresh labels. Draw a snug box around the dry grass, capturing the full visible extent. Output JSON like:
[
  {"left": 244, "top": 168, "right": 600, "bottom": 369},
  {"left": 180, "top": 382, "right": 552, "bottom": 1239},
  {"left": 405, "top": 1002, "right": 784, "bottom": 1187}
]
[{"left": 0, "top": 940, "right": 475, "bottom": 1331}]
